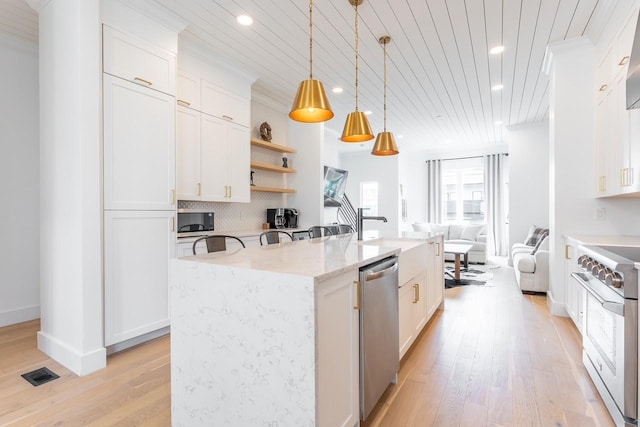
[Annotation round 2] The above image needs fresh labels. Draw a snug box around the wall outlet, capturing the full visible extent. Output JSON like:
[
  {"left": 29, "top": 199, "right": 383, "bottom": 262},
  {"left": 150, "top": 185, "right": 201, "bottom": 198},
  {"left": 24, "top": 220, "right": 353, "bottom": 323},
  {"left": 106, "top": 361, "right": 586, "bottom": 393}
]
[{"left": 594, "top": 207, "right": 606, "bottom": 220}]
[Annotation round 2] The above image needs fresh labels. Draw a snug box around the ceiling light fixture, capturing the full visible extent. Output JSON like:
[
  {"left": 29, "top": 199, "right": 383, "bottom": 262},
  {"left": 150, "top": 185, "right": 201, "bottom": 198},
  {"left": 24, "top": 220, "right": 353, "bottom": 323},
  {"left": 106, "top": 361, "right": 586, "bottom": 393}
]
[
  {"left": 289, "top": 0, "right": 334, "bottom": 123},
  {"left": 236, "top": 15, "right": 253, "bottom": 26},
  {"left": 372, "top": 35, "right": 399, "bottom": 156},
  {"left": 364, "top": 110, "right": 372, "bottom": 115},
  {"left": 332, "top": 87, "right": 344, "bottom": 94},
  {"left": 489, "top": 45, "right": 504, "bottom": 54},
  {"left": 341, "top": 0, "right": 374, "bottom": 142},
  {"left": 492, "top": 84, "right": 504, "bottom": 91}
]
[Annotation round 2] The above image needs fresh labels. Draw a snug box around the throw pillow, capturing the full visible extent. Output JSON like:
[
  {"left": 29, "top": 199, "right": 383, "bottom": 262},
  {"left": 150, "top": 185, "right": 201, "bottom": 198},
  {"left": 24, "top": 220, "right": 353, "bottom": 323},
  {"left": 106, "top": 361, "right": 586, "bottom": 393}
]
[
  {"left": 412, "top": 223, "right": 430, "bottom": 232},
  {"left": 448, "top": 224, "right": 465, "bottom": 240},
  {"left": 461, "top": 224, "right": 484, "bottom": 241},
  {"left": 531, "top": 232, "right": 549, "bottom": 255},
  {"left": 524, "top": 225, "right": 548, "bottom": 246},
  {"left": 429, "top": 224, "right": 449, "bottom": 240}
]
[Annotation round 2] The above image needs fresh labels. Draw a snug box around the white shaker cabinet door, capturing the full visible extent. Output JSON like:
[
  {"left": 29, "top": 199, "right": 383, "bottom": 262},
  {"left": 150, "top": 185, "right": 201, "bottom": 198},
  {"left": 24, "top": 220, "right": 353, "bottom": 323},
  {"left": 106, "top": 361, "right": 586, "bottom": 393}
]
[
  {"left": 317, "top": 269, "right": 359, "bottom": 427},
  {"left": 200, "top": 113, "right": 228, "bottom": 201},
  {"left": 426, "top": 238, "right": 444, "bottom": 319},
  {"left": 104, "top": 210, "right": 175, "bottom": 346},
  {"left": 226, "top": 122, "right": 250, "bottom": 203},
  {"left": 176, "top": 106, "right": 201, "bottom": 201},
  {"left": 104, "top": 75, "right": 176, "bottom": 210}
]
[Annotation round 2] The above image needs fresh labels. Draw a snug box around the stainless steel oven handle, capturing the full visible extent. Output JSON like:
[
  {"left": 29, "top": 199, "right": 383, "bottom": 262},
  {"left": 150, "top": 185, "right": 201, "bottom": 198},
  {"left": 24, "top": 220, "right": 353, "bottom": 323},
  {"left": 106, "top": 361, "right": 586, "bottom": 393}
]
[{"left": 571, "top": 272, "right": 625, "bottom": 316}]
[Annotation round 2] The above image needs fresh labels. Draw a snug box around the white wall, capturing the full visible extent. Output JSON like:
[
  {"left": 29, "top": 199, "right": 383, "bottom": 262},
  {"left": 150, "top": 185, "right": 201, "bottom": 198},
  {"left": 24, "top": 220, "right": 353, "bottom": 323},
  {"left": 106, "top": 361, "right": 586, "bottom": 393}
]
[
  {"left": 35, "top": 0, "right": 105, "bottom": 375},
  {"left": 398, "top": 150, "right": 428, "bottom": 228},
  {"left": 506, "top": 122, "right": 550, "bottom": 259},
  {"left": 0, "top": 36, "right": 40, "bottom": 327},
  {"left": 340, "top": 151, "right": 400, "bottom": 237},
  {"left": 322, "top": 129, "right": 342, "bottom": 224}
]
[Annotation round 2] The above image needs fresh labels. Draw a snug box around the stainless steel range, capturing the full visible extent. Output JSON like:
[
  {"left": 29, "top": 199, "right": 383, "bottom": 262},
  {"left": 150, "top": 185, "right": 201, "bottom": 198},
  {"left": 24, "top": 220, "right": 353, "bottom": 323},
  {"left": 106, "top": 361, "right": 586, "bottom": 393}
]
[{"left": 571, "top": 245, "right": 639, "bottom": 427}]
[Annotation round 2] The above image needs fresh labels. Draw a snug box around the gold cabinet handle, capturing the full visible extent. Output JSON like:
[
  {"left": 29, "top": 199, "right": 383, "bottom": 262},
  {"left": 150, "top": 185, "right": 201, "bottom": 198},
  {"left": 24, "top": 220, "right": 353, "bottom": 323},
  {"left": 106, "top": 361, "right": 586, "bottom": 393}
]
[
  {"left": 171, "top": 189, "right": 176, "bottom": 205},
  {"left": 619, "top": 56, "right": 630, "bottom": 66},
  {"left": 413, "top": 284, "right": 419, "bottom": 303},
  {"left": 177, "top": 99, "right": 191, "bottom": 107},
  {"left": 353, "top": 281, "right": 361, "bottom": 310},
  {"left": 171, "top": 217, "right": 175, "bottom": 232},
  {"left": 222, "top": 115, "right": 234, "bottom": 121},
  {"left": 134, "top": 77, "right": 152, "bottom": 86},
  {"left": 598, "top": 175, "right": 606, "bottom": 192},
  {"left": 197, "top": 183, "right": 201, "bottom": 196},
  {"left": 436, "top": 242, "right": 440, "bottom": 256},
  {"left": 565, "top": 244, "right": 571, "bottom": 260},
  {"left": 598, "top": 84, "right": 608, "bottom": 92}
]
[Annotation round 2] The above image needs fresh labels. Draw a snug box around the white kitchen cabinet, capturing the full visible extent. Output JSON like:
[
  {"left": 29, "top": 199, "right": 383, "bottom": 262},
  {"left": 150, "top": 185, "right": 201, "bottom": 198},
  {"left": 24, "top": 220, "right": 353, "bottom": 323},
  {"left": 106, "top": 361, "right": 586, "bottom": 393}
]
[
  {"left": 178, "top": 111, "right": 250, "bottom": 202},
  {"left": 103, "top": 25, "right": 175, "bottom": 96},
  {"left": 104, "top": 210, "right": 175, "bottom": 346},
  {"left": 398, "top": 273, "right": 427, "bottom": 360},
  {"left": 317, "top": 269, "right": 359, "bottom": 427},
  {"left": 564, "top": 238, "right": 584, "bottom": 333},
  {"left": 426, "top": 237, "right": 445, "bottom": 319},
  {"left": 103, "top": 74, "right": 176, "bottom": 210},
  {"left": 201, "top": 80, "right": 250, "bottom": 127},
  {"left": 176, "top": 72, "right": 201, "bottom": 110}
]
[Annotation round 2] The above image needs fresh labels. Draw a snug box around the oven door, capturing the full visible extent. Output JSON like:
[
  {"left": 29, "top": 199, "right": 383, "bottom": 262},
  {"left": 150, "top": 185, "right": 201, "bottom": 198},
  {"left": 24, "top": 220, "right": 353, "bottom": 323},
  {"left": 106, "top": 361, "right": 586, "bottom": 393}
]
[{"left": 572, "top": 272, "right": 637, "bottom": 422}]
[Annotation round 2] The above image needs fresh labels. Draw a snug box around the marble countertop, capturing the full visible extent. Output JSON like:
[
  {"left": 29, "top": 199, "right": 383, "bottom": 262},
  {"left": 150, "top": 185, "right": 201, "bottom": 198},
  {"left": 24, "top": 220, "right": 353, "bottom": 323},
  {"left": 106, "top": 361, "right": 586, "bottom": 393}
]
[
  {"left": 177, "top": 234, "right": 438, "bottom": 282},
  {"left": 564, "top": 234, "right": 640, "bottom": 247}
]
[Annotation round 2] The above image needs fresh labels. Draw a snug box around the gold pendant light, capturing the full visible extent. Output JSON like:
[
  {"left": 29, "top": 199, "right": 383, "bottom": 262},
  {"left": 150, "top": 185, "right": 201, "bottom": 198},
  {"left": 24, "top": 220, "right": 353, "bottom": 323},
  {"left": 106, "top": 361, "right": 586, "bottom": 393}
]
[
  {"left": 341, "top": 0, "right": 374, "bottom": 142},
  {"left": 289, "top": 0, "right": 334, "bottom": 123},
  {"left": 372, "top": 35, "right": 399, "bottom": 156}
]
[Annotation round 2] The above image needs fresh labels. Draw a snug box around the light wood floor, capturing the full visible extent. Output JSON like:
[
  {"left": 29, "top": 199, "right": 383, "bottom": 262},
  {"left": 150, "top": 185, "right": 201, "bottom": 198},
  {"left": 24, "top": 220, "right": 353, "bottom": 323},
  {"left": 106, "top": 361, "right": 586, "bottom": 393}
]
[{"left": 0, "top": 259, "right": 614, "bottom": 426}]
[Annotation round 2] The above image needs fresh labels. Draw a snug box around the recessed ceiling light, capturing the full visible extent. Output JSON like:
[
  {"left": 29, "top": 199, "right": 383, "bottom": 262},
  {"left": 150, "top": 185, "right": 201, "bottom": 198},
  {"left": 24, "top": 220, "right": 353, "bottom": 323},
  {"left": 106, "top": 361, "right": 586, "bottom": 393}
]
[
  {"left": 237, "top": 15, "right": 253, "bottom": 26},
  {"left": 364, "top": 110, "right": 372, "bottom": 115},
  {"left": 397, "top": 134, "right": 404, "bottom": 139},
  {"left": 492, "top": 84, "right": 504, "bottom": 91},
  {"left": 332, "top": 87, "right": 343, "bottom": 94},
  {"left": 489, "top": 46, "right": 504, "bottom": 54}
]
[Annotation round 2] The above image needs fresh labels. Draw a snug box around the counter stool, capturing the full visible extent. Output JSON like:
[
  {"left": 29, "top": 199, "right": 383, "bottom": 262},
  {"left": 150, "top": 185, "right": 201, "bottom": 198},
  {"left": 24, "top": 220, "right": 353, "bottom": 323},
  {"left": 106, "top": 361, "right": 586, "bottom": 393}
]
[
  {"left": 193, "top": 235, "right": 245, "bottom": 255},
  {"left": 259, "top": 230, "right": 293, "bottom": 246},
  {"left": 308, "top": 226, "right": 333, "bottom": 238}
]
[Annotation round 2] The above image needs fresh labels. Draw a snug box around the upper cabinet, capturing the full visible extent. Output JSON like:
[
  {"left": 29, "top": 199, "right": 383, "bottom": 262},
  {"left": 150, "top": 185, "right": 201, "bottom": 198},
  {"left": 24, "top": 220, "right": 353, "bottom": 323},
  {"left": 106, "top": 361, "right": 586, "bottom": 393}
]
[
  {"left": 103, "top": 25, "right": 176, "bottom": 96},
  {"left": 595, "top": 8, "right": 640, "bottom": 197},
  {"left": 176, "top": 72, "right": 201, "bottom": 111}
]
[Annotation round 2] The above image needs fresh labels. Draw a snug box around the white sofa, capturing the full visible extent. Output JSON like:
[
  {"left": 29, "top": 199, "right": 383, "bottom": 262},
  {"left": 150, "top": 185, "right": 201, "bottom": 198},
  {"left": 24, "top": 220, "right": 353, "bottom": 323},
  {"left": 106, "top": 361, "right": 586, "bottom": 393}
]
[
  {"left": 412, "top": 223, "right": 487, "bottom": 264},
  {"left": 511, "top": 234, "right": 549, "bottom": 293}
]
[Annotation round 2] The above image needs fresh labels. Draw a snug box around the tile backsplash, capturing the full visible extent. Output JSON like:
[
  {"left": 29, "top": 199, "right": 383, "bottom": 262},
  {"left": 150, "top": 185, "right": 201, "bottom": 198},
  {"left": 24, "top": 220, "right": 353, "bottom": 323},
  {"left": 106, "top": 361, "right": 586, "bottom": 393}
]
[{"left": 179, "top": 191, "right": 288, "bottom": 232}]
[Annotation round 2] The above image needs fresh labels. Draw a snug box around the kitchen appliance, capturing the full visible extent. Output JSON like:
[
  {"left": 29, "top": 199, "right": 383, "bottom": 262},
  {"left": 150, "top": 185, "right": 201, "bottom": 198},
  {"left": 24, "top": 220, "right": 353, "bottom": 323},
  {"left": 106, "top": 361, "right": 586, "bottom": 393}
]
[
  {"left": 177, "top": 209, "right": 214, "bottom": 237},
  {"left": 266, "top": 208, "right": 286, "bottom": 229},
  {"left": 359, "top": 256, "right": 399, "bottom": 420},
  {"left": 571, "top": 245, "right": 639, "bottom": 427},
  {"left": 283, "top": 208, "right": 299, "bottom": 228}
]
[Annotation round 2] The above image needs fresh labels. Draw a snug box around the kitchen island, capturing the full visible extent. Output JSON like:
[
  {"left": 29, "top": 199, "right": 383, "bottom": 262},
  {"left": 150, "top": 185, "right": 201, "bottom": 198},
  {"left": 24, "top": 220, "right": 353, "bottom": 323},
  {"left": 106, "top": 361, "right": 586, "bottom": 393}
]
[{"left": 169, "top": 232, "right": 442, "bottom": 426}]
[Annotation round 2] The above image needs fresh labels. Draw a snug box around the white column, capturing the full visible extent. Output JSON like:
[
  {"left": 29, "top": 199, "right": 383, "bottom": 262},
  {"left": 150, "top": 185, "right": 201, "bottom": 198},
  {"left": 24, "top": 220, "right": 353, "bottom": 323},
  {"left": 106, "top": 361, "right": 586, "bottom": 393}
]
[
  {"left": 544, "top": 38, "right": 596, "bottom": 315},
  {"left": 28, "top": 0, "right": 105, "bottom": 375}
]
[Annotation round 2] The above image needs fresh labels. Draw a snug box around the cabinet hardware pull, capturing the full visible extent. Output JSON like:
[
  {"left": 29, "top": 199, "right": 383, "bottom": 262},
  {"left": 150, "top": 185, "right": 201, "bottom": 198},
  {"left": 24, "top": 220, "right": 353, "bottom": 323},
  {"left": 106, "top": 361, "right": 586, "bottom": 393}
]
[
  {"left": 197, "top": 183, "right": 201, "bottom": 196},
  {"left": 171, "top": 189, "right": 176, "bottom": 205},
  {"left": 413, "top": 284, "right": 419, "bottom": 303},
  {"left": 171, "top": 217, "right": 175, "bottom": 232},
  {"left": 598, "top": 84, "right": 608, "bottom": 92},
  {"left": 177, "top": 99, "right": 191, "bottom": 107},
  {"left": 354, "top": 281, "right": 361, "bottom": 310},
  {"left": 133, "top": 77, "right": 153, "bottom": 86},
  {"left": 619, "top": 56, "right": 630, "bottom": 66},
  {"left": 599, "top": 175, "right": 606, "bottom": 192},
  {"left": 630, "top": 168, "right": 635, "bottom": 186},
  {"left": 222, "top": 115, "right": 234, "bottom": 121},
  {"left": 565, "top": 244, "right": 571, "bottom": 260},
  {"left": 436, "top": 242, "right": 440, "bottom": 256}
]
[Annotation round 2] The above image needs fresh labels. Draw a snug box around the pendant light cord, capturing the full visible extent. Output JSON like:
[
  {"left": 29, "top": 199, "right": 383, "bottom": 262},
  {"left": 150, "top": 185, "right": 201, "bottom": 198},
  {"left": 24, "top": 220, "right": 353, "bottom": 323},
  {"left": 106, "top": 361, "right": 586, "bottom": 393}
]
[
  {"left": 383, "top": 39, "right": 387, "bottom": 131},
  {"left": 309, "top": 0, "right": 313, "bottom": 79},
  {"left": 354, "top": 1, "right": 360, "bottom": 111}
]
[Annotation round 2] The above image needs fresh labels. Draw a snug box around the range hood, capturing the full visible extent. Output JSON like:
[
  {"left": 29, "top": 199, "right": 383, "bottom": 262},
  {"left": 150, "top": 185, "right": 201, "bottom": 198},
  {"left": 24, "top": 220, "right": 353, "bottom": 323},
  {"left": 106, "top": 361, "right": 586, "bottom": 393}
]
[{"left": 627, "top": 12, "right": 640, "bottom": 109}]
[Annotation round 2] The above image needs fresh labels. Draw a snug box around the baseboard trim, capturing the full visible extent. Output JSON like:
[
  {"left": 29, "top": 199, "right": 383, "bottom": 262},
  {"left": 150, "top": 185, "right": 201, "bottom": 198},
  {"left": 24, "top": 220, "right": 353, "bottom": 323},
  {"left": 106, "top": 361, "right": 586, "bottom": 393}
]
[
  {"left": 37, "top": 331, "right": 106, "bottom": 376},
  {"left": 547, "top": 291, "right": 568, "bottom": 317},
  {"left": 0, "top": 305, "right": 40, "bottom": 327}
]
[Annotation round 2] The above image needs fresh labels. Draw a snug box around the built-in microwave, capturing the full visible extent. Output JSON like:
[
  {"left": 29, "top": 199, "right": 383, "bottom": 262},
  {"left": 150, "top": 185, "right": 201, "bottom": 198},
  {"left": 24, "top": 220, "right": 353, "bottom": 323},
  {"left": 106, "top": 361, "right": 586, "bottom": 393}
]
[{"left": 177, "top": 209, "right": 214, "bottom": 237}]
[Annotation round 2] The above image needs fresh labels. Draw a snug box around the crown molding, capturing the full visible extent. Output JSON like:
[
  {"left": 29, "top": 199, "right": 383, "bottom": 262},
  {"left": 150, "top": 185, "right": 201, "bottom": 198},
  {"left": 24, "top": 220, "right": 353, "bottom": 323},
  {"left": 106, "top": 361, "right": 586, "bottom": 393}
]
[
  {"left": 25, "top": 0, "right": 51, "bottom": 13},
  {"left": 542, "top": 36, "right": 593, "bottom": 75}
]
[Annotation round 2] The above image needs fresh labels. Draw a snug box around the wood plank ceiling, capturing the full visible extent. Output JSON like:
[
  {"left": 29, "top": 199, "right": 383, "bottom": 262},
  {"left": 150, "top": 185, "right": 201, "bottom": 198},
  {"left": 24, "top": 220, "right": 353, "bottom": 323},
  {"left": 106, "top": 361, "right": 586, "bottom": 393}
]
[{"left": 2, "top": 0, "right": 605, "bottom": 152}]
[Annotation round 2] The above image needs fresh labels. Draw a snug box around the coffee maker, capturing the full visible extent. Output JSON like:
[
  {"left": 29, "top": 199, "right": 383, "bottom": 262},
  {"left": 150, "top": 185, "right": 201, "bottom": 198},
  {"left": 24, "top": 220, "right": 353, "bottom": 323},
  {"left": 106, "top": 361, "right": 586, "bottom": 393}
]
[
  {"left": 266, "top": 208, "right": 286, "bottom": 229},
  {"left": 284, "top": 208, "right": 299, "bottom": 228}
]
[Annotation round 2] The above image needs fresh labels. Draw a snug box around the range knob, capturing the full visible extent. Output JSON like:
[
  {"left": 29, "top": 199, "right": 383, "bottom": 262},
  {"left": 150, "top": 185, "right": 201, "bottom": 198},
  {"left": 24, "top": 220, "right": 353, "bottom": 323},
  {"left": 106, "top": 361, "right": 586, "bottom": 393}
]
[
  {"left": 577, "top": 255, "right": 588, "bottom": 265},
  {"left": 605, "top": 272, "right": 624, "bottom": 288},
  {"left": 598, "top": 267, "right": 611, "bottom": 281},
  {"left": 590, "top": 263, "right": 602, "bottom": 276},
  {"left": 581, "top": 257, "right": 592, "bottom": 269}
]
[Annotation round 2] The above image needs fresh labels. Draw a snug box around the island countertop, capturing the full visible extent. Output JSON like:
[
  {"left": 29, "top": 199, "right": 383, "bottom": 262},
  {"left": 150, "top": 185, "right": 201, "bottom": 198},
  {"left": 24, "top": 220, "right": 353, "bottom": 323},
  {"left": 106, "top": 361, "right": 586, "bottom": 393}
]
[{"left": 176, "top": 233, "right": 415, "bottom": 282}]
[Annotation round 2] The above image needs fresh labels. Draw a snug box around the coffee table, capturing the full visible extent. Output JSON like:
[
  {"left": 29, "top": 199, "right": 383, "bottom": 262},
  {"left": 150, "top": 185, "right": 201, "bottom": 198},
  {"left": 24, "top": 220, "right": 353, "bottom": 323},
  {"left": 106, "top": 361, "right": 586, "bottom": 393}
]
[{"left": 443, "top": 243, "right": 474, "bottom": 280}]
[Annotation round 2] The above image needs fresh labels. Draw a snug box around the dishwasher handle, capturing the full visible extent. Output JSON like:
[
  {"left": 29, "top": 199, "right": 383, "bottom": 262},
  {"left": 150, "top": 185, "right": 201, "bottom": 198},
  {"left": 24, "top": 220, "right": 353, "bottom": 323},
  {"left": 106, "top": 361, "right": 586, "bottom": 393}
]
[{"left": 365, "top": 262, "right": 398, "bottom": 281}]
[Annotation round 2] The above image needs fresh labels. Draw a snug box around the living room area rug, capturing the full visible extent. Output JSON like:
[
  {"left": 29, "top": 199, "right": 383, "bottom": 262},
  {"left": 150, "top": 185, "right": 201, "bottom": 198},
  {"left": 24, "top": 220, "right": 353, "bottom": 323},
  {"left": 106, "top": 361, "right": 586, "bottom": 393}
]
[{"left": 444, "top": 263, "right": 499, "bottom": 288}]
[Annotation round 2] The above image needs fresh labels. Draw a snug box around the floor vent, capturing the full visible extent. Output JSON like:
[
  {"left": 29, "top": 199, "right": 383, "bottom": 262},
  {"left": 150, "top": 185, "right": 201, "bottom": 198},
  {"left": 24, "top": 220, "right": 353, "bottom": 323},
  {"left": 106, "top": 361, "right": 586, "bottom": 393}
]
[{"left": 21, "top": 367, "right": 60, "bottom": 386}]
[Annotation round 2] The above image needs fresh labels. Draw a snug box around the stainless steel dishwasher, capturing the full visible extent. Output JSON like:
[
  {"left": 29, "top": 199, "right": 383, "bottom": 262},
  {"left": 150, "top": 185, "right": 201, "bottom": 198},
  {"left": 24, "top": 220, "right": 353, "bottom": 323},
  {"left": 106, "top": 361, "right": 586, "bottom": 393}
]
[{"left": 359, "top": 255, "right": 399, "bottom": 420}]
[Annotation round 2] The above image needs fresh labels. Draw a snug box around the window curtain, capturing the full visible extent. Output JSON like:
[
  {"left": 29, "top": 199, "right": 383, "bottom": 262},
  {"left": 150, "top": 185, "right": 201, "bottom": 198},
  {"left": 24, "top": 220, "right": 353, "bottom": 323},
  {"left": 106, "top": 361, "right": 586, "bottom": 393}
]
[
  {"left": 484, "top": 154, "right": 508, "bottom": 256},
  {"left": 426, "top": 159, "right": 442, "bottom": 223}
]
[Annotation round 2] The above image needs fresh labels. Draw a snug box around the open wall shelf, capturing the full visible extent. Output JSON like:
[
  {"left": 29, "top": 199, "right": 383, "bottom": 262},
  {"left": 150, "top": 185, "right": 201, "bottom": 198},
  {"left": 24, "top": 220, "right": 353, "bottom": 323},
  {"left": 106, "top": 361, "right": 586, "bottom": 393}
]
[
  {"left": 250, "top": 137, "right": 296, "bottom": 154},
  {"left": 251, "top": 186, "right": 296, "bottom": 194},
  {"left": 251, "top": 161, "right": 296, "bottom": 173}
]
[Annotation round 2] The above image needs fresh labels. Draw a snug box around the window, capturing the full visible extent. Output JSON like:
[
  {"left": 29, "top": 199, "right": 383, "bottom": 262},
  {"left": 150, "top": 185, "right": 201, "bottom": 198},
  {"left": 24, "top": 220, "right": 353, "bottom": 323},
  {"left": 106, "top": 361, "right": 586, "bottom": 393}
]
[
  {"left": 360, "top": 182, "right": 378, "bottom": 216},
  {"left": 442, "top": 158, "right": 484, "bottom": 224}
]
